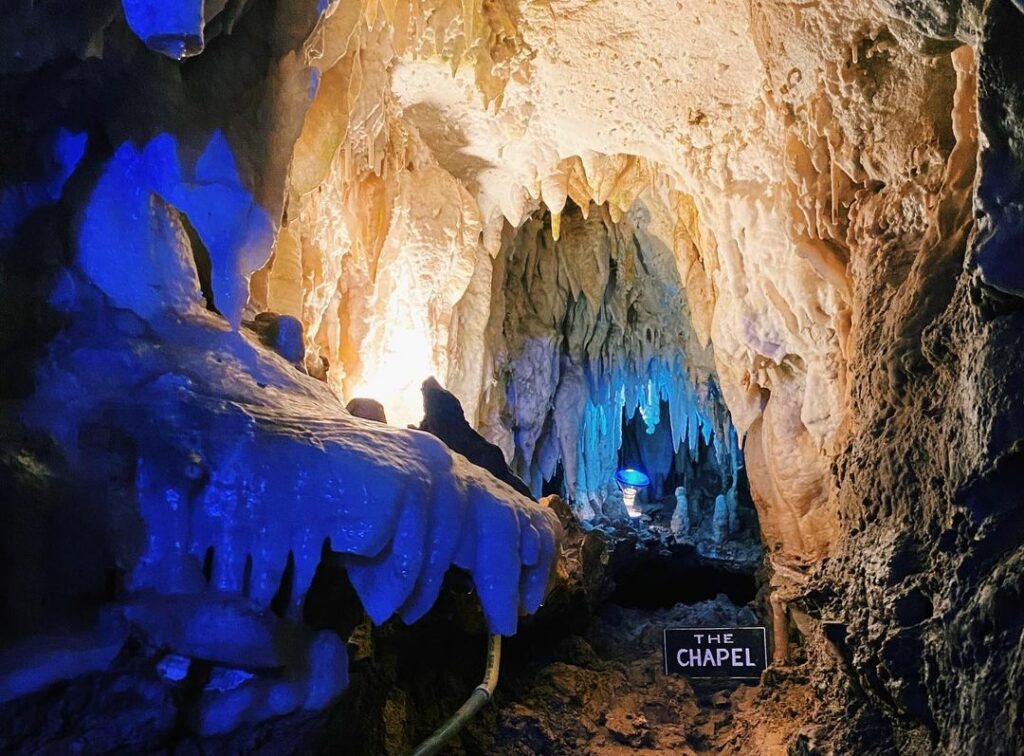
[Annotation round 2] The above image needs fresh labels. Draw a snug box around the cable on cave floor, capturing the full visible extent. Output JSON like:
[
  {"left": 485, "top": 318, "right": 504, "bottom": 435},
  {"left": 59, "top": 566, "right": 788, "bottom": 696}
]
[{"left": 409, "top": 634, "right": 502, "bottom": 756}]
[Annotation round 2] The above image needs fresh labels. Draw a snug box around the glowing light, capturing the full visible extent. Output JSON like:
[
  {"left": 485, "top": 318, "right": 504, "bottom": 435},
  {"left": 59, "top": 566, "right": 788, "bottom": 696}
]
[
  {"left": 349, "top": 322, "right": 435, "bottom": 428},
  {"left": 615, "top": 467, "right": 650, "bottom": 519}
]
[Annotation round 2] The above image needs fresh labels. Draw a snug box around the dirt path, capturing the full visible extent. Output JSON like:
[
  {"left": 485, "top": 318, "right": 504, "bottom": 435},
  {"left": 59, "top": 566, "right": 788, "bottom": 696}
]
[{"left": 479, "top": 598, "right": 815, "bottom": 755}]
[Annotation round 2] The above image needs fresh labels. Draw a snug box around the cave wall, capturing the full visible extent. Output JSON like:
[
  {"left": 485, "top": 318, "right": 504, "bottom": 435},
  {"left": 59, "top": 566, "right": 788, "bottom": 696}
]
[
  {"left": 267, "top": 0, "right": 847, "bottom": 563},
  {"left": 256, "top": 0, "right": 1024, "bottom": 749},
  {"left": 810, "top": 5, "right": 1024, "bottom": 752},
  {"left": 265, "top": 0, "right": 974, "bottom": 569},
  {"left": 1, "top": 0, "right": 1023, "bottom": 750},
  {"left": 474, "top": 203, "right": 740, "bottom": 518}
]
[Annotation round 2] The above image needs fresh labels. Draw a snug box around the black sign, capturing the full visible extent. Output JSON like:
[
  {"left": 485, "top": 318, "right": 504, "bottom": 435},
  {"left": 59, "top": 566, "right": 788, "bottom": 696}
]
[{"left": 663, "top": 627, "right": 768, "bottom": 679}]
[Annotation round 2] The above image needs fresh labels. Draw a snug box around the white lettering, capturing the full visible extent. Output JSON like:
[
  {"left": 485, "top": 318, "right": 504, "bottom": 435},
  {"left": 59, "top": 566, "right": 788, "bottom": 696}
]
[{"left": 667, "top": 629, "right": 767, "bottom": 675}]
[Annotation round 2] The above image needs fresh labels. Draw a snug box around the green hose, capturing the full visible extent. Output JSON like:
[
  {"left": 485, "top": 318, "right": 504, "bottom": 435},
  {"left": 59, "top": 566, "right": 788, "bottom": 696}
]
[{"left": 409, "top": 635, "right": 502, "bottom": 756}]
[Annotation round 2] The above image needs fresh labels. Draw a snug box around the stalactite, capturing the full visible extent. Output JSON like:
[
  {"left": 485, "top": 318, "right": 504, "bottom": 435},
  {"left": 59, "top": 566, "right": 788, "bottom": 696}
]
[{"left": 474, "top": 204, "right": 742, "bottom": 519}]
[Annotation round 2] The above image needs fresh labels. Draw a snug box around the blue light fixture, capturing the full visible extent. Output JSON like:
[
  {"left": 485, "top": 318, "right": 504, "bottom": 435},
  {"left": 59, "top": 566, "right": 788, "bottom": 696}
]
[{"left": 615, "top": 467, "right": 650, "bottom": 519}]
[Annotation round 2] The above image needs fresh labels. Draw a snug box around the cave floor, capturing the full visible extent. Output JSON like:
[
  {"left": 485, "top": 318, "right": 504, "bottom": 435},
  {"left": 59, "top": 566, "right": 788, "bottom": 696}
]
[{"left": 477, "top": 598, "right": 816, "bottom": 755}]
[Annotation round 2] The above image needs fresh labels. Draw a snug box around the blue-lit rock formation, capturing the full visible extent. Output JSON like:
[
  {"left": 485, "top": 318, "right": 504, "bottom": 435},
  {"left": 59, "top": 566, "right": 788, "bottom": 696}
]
[
  {"left": 3, "top": 120, "right": 560, "bottom": 725},
  {"left": 0, "top": 127, "right": 560, "bottom": 739},
  {"left": 0, "top": 4, "right": 561, "bottom": 739},
  {"left": 122, "top": 0, "right": 206, "bottom": 59},
  {"left": 481, "top": 205, "right": 742, "bottom": 523},
  {"left": 77, "top": 131, "right": 274, "bottom": 329},
  {"left": 28, "top": 289, "right": 558, "bottom": 634},
  {"left": 973, "top": 1, "right": 1024, "bottom": 296}
]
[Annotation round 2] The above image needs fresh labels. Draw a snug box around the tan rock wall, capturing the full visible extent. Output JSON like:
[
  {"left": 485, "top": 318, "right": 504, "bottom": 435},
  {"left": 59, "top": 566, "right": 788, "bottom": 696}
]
[{"left": 264, "top": 0, "right": 976, "bottom": 569}]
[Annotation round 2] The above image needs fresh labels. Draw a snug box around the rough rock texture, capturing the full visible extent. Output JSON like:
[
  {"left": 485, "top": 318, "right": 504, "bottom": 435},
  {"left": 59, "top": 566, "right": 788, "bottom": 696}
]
[
  {"left": 479, "top": 598, "right": 811, "bottom": 756},
  {"left": 797, "top": 18, "right": 1024, "bottom": 756},
  {"left": 257, "top": 1, "right": 1024, "bottom": 749},
  {"left": 3, "top": 0, "right": 1024, "bottom": 751}
]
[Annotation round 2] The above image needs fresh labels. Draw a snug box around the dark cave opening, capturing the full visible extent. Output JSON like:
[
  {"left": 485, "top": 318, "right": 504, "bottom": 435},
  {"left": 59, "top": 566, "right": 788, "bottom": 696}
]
[
  {"left": 540, "top": 460, "right": 564, "bottom": 498},
  {"left": 609, "top": 550, "right": 759, "bottom": 609}
]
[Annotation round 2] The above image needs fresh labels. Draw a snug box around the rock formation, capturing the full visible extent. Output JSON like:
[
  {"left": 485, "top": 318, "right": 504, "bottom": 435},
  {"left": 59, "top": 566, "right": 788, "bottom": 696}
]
[
  {"left": 711, "top": 495, "right": 730, "bottom": 546},
  {"left": 671, "top": 487, "right": 690, "bottom": 537},
  {"left": 417, "top": 376, "right": 533, "bottom": 498},
  {"left": 2, "top": 0, "right": 1023, "bottom": 752}
]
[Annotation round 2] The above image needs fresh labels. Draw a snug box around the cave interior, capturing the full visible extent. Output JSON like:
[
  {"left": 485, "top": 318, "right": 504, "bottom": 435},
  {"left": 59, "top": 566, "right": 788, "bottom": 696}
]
[{"left": 2, "top": 0, "right": 1024, "bottom": 754}]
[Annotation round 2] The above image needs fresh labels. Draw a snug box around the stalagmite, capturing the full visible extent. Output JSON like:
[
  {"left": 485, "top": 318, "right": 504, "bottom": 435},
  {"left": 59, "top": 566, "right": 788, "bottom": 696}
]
[
  {"left": 602, "top": 487, "right": 630, "bottom": 523},
  {"left": 671, "top": 486, "right": 690, "bottom": 537},
  {"left": 4, "top": 0, "right": 1024, "bottom": 753},
  {"left": 712, "top": 495, "right": 730, "bottom": 545},
  {"left": 726, "top": 487, "right": 741, "bottom": 535}
]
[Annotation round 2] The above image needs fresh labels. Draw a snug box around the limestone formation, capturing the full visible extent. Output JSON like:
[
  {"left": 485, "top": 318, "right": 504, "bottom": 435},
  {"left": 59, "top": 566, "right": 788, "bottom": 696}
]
[
  {"left": 417, "top": 377, "right": 533, "bottom": 499},
  {"left": 601, "top": 488, "right": 630, "bottom": 524},
  {"left": 2, "top": 0, "right": 1024, "bottom": 752},
  {"left": 711, "top": 495, "right": 730, "bottom": 546},
  {"left": 671, "top": 487, "right": 691, "bottom": 537},
  {"left": 725, "top": 487, "right": 741, "bottom": 535}
]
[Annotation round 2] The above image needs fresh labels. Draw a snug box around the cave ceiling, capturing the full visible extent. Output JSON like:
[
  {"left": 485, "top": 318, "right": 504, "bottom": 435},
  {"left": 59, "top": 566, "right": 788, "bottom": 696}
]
[
  {"left": 3, "top": 0, "right": 1024, "bottom": 752},
  {"left": 251, "top": 0, "right": 985, "bottom": 567}
]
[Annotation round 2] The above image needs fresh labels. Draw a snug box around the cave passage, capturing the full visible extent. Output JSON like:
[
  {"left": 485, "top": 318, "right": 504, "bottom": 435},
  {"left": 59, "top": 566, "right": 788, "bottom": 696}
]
[
  {"left": 482, "top": 203, "right": 750, "bottom": 534},
  {"left": 618, "top": 397, "right": 736, "bottom": 501},
  {"left": 610, "top": 554, "right": 759, "bottom": 609},
  {"left": 8, "top": 0, "right": 1022, "bottom": 753}
]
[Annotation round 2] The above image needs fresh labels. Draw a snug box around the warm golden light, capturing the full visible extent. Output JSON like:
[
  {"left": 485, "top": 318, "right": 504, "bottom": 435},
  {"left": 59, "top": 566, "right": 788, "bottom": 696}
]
[{"left": 349, "top": 322, "right": 436, "bottom": 428}]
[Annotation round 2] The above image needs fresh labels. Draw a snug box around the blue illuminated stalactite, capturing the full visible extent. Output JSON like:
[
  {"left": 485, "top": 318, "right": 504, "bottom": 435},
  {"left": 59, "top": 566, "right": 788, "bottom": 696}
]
[
  {"left": 122, "top": 0, "right": 206, "bottom": 59},
  {"left": 571, "top": 348, "right": 735, "bottom": 510}
]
